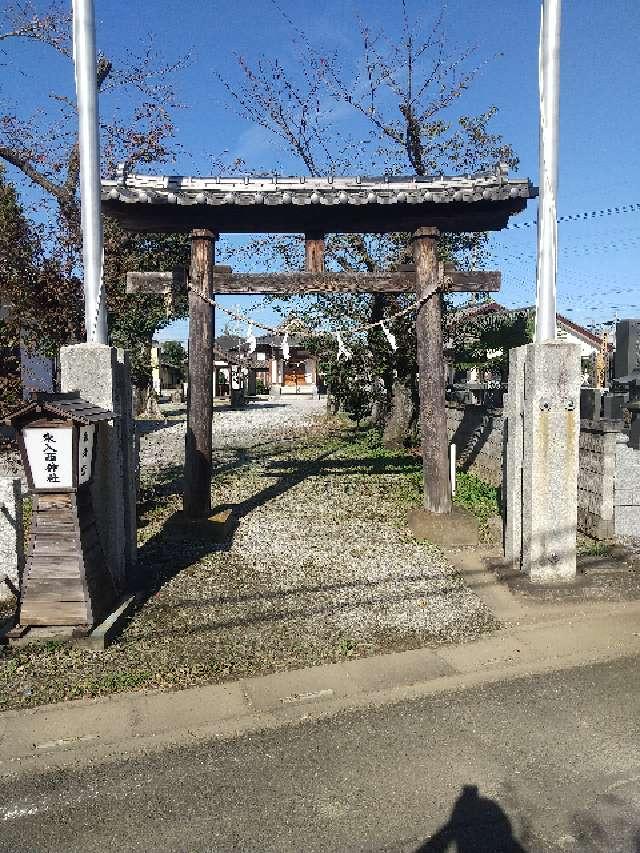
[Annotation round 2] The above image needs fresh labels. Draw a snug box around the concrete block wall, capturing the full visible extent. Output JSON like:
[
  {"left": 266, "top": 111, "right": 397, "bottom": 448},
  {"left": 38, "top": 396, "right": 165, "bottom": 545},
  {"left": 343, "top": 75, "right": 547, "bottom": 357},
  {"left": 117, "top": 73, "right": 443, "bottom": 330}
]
[
  {"left": 446, "top": 402, "right": 504, "bottom": 487},
  {"left": 447, "top": 401, "right": 639, "bottom": 541},
  {"left": 577, "top": 421, "right": 640, "bottom": 541},
  {"left": 577, "top": 421, "right": 619, "bottom": 539},
  {"left": 614, "top": 433, "right": 640, "bottom": 538}
]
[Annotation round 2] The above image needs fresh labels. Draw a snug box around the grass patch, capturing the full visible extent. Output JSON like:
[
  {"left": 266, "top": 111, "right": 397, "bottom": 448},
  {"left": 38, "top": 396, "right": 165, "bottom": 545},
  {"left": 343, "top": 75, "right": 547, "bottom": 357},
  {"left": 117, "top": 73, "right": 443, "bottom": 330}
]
[
  {"left": 452, "top": 471, "right": 500, "bottom": 525},
  {"left": 577, "top": 538, "right": 613, "bottom": 558},
  {"left": 331, "top": 428, "right": 501, "bottom": 527}
]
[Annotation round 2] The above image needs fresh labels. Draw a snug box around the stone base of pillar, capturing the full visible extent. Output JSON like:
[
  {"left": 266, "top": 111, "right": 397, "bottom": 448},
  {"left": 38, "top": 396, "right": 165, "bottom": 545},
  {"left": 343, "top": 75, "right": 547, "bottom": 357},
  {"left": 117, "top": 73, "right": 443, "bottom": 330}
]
[
  {"left": 60, "top": 344, "right": 137, "bottom": 590},
  {"left": 407, "top": 506, "right": 479, "bottom": 547},
  {"left": 519, "top": 341, "right": 581, "bottom": 582}
]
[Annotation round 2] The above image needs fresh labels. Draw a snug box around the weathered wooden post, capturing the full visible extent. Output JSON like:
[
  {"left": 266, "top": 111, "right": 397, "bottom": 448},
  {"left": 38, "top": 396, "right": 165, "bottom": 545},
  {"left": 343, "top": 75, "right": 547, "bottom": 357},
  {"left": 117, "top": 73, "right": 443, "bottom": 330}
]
[
  {"left": 184, "top": 229, "right": 216, "bottom": 518},
  {"left": 304, "top": 233, "right": 325, "bottom": 273},
  {"left": 412, "top": 227, "right": 452, "bottom": 514}
]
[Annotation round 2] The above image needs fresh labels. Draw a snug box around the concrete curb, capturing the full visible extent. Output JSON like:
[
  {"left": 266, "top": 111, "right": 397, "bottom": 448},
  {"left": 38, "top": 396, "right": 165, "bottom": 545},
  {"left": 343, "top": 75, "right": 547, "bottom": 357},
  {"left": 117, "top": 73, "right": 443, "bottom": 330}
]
[{"left": 1, "top": 601, "right": 639, "bottom": 777}]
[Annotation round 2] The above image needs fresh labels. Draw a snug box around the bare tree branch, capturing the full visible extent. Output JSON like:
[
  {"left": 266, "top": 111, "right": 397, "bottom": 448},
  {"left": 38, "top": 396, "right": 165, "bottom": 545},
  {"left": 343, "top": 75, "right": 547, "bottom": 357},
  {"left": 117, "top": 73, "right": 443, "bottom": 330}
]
[{"left": 0, "top": 143, "right": 70, "bottom": 204}]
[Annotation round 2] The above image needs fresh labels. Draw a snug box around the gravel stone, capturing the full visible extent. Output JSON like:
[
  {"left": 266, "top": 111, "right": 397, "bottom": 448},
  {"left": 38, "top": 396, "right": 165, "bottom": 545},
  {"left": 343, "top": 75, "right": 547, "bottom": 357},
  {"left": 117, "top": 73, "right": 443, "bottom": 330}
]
[{"left": 140, "top": 397, "right": 327, "bottom": 472}]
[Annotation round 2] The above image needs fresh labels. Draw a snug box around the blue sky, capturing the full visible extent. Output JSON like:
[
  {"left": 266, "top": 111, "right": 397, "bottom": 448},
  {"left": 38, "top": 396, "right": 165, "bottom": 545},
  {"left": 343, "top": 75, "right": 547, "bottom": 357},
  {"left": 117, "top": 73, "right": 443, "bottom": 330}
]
[{"left": 6, "top": 1, "right": 640, "bottom": 342}]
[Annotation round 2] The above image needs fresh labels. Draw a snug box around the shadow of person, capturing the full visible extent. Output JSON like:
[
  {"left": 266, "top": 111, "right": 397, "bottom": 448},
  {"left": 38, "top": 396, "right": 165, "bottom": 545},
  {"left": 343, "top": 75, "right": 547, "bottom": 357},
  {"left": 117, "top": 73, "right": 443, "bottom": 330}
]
[{"left": 416, "top": 785, "right": 527, "bottom": 853}]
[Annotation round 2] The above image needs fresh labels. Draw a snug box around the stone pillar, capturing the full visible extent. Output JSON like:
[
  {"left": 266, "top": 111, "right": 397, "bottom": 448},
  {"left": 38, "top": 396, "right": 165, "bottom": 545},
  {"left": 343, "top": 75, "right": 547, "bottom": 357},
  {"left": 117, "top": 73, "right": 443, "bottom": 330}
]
[
  {"left": 151, "top": 344, "right": 161, "bottom": 395},
  {"left": 60, "top": 344, "right": 136, "bottom": 591},
  {"left": 503, "top": 346, "right": 526, "bottom": 567},
  {"left": 521, "top": 341, "right": 581, "bottom": 582},
  {"left": 117, "top": 350, "right": 137, "bottom": 573},
  {"left": 0, "top": 477, "right": 23, "bottom": 605},
  {"left": 247, "top": 369, "right": 257, "bottom": 397}
]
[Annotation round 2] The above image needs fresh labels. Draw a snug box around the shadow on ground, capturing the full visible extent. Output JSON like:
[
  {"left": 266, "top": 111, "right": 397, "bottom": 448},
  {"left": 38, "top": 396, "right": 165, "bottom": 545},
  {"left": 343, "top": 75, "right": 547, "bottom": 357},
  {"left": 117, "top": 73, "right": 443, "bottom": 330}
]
[
  {"left": 415, "top": 785, "right": 527, "bottom": 852},
  {"left": 125, "top": 433, "right": 432, "bottom": 633},
  {"left": 132, "top": 438, "right": 423, "bottom": 616}
]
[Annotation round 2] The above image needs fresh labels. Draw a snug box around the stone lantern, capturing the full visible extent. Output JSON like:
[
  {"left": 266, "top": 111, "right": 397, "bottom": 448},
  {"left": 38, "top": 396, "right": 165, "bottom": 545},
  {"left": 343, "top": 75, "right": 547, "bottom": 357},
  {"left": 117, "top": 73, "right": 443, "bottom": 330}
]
[{"left": 6, "top": 396, "right": 118, "bottom": 630}]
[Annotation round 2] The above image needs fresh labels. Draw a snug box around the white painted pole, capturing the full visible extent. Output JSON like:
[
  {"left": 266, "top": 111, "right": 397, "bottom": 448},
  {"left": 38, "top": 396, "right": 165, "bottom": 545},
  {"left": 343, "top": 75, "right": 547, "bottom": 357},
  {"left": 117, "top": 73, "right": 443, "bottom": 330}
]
[
  {"left": 450, "top": 443, "right": 456, "bottom": 497},
  {"left": 535, "top": 0, "right": 561, "bottom": 343},
  {"left": 72, "top": 0, "right": 108, "bottom": 344}
]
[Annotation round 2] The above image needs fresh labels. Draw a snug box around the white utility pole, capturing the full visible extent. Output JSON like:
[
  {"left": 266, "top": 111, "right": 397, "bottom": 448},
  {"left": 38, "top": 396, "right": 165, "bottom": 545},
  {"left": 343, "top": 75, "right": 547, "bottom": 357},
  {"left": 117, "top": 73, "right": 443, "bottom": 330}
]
[
  {"left": 535, "top": 0, "right": 561, "bottom": 343},
  {"left": 72, "top": 0, "right": 108, "bottom": 343}
]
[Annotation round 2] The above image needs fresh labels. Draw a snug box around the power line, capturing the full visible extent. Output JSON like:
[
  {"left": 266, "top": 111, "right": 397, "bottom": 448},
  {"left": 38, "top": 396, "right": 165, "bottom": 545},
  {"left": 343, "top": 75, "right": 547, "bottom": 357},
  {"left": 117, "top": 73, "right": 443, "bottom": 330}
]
[{"left": 507, "top": 201, "right": 640, "bottom": 229}]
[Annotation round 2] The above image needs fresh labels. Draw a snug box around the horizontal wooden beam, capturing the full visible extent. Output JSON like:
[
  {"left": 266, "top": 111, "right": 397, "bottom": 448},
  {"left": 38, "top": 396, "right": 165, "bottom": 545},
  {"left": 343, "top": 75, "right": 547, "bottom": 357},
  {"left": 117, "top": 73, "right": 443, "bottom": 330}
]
[
  {"left": 443, "top": 270, "right": 501, "bottom": 292},
  {"left": 126, "top": 268, "right": 186, "bottom": 294},
  {"left": 210, "top": 270, "right": 500, "bottom": 294},
  {"left": 210, "top": 271, "right": 414, "bottom": 294},
  {"left": 126, "top": 266, "right": 500, "bottom": 296}
]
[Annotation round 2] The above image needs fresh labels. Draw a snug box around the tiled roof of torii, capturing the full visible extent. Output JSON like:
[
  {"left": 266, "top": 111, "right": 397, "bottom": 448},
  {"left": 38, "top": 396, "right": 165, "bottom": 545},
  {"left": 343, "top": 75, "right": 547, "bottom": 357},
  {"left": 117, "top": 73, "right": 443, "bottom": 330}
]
[{"left": 101, "top": 165, "right": 537, "bottom": 234}]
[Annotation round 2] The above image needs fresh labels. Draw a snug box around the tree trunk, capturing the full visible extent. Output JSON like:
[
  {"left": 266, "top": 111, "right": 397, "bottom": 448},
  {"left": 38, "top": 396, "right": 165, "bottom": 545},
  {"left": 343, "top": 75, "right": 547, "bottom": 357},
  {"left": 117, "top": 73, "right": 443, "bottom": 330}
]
[
  {"left": 368, "top": 292, "right": 395, "bottom": 430},
  {"left": 382, "top": 378, "right": 414, "bottom": 448}
]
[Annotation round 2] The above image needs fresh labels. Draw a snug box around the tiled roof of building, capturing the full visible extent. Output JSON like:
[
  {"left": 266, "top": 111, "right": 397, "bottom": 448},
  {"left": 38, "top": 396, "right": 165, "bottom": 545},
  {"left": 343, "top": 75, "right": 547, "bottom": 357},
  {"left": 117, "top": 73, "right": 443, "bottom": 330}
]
[{"left": 104, "top": 168, "right": 533, "bottom": 207}]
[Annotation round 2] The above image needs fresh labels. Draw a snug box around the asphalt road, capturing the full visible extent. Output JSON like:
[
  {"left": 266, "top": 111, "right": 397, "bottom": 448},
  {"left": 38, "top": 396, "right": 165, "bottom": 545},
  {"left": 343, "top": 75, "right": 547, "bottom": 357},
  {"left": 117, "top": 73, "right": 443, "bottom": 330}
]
[{"left": 1, "top": 657, "right": 639, "bottom": 852}]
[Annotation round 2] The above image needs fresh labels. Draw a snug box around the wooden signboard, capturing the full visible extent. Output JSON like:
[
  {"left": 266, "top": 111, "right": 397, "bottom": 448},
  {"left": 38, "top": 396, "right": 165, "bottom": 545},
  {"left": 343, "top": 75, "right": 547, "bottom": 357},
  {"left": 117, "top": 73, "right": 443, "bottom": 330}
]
[{"left": 7, "top": 398, "right": 118, "bottom": 630}]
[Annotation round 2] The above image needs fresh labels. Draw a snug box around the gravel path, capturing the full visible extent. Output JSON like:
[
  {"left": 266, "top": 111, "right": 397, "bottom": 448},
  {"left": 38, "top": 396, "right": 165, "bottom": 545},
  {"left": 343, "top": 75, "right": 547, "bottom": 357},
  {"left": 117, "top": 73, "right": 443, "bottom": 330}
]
[
  {"left": 0, "top": 400, "right": 495, "bottom": 711},
  {"left": 140, "top": 396, "right": 327, "bottom": 472}
]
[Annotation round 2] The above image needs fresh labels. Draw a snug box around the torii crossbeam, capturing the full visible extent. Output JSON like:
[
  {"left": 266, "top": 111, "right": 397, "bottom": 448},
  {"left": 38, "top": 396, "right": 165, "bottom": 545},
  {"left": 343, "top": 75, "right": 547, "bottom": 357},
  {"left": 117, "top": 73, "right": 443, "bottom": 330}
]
[{"left": 102, "top": 168, "right": 536, "bottom": 520}]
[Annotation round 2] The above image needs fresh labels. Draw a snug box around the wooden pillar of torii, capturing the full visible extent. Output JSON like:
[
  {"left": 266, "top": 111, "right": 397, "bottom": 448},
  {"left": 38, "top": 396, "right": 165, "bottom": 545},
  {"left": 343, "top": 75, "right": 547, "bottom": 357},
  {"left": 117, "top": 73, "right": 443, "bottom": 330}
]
[
  {"left": 305, "top": 232, "right": 325, "bottom": 273},
  {"left": 184, "top": 229, "right": 216, "bottom": 517},
  {"left": 413, "top": 227, "right": 451, "bottom": 513}
]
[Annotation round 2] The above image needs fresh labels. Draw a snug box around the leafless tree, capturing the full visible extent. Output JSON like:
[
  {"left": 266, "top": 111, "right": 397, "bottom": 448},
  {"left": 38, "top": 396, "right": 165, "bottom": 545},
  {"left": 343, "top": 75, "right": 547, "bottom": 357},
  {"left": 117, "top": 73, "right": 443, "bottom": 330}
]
[{"left": 217, "top": 1, "right": 517, "bottom": 437}]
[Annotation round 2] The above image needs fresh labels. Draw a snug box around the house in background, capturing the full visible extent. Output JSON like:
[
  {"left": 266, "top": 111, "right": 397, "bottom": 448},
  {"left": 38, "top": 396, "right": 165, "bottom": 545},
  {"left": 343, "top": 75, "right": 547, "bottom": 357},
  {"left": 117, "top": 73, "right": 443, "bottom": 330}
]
[
  {"left": 213, "top": 333, "right": 320, "bottom": 397},
  {"left": 448, "top": 301, "right": 613, "bottom": 386},
  {"left": 150, "top": 341, "right": 186, "bottom": 399}
]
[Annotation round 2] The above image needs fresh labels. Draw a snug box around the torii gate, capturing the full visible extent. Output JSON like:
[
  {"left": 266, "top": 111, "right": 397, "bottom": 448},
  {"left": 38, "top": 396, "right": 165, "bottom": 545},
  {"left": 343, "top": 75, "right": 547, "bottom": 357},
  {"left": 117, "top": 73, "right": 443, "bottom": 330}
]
[{"left": 102, "top": 169, "right": 536, "bottom": 520}]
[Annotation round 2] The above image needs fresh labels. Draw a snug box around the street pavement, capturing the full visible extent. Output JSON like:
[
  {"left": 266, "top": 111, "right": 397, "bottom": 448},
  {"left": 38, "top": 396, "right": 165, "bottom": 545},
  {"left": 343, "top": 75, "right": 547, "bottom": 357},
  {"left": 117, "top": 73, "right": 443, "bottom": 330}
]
[{"left": 1, "top": 656, "right": 639, "bottom": 852}]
